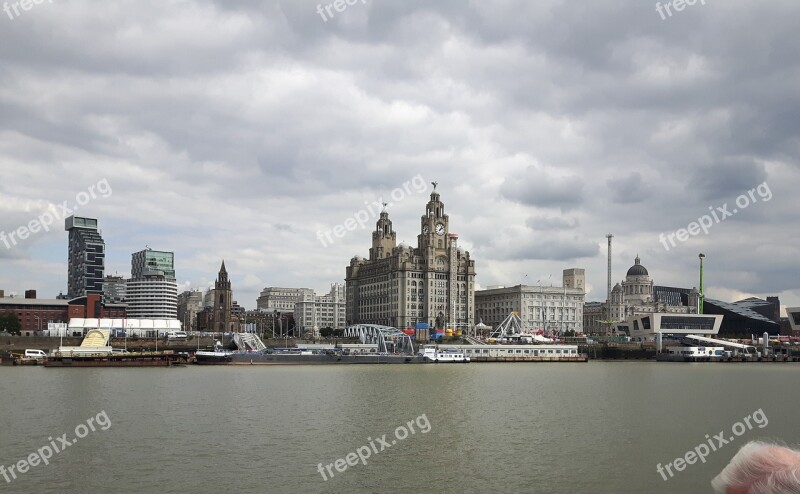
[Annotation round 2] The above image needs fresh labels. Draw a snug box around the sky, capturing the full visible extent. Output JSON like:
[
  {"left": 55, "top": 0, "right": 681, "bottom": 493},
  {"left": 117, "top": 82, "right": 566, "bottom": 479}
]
[{"left": 0, "top": 0, "right": 798, "bottom": 314}]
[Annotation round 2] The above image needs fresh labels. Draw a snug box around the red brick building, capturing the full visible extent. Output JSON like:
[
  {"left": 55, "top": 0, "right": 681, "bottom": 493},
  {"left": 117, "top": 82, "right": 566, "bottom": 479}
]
[{"left": 0, "top": 291, "right": 126, "bottom": 335}]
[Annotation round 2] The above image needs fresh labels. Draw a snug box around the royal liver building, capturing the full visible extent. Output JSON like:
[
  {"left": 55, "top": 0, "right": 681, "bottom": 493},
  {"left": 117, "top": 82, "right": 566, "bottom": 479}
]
[{"left": 346, "top": 185, "right": 476, "bottom": 330}]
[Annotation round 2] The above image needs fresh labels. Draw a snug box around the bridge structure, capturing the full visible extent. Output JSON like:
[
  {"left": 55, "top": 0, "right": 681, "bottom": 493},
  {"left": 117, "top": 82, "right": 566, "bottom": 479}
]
[{"left": 343, "top": 324, "right": 416, "bottom": 355}]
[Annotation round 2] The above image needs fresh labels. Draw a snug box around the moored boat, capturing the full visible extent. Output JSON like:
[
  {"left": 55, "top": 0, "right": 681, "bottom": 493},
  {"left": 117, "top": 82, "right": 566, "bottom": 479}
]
[{"left": 418, "top": 345, "right": 470, "bottom": 363}]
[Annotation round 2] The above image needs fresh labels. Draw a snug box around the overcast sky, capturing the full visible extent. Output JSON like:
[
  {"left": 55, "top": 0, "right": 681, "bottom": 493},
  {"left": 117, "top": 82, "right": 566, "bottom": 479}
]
[{"left": 1, "top": 0, "right": 798, "bottom": 314}]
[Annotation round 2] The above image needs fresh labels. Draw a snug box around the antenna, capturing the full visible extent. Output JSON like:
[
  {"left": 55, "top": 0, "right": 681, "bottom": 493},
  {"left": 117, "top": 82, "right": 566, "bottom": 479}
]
[{"left": 606, "top": 234, "right": 613, "bottom": 319}]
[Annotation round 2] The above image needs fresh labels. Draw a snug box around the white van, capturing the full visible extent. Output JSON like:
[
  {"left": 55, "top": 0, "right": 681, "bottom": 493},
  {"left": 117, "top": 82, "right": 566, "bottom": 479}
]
[
  {"left": 166, "top": 331, "right": 189, "bottom": 341},
  {"left": 24, "top": 349, "right": 47, "bottom": 359}
]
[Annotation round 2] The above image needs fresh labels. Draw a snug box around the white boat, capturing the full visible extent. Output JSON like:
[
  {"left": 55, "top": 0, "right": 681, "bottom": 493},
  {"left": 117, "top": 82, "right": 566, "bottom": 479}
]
[
  {"left": 657, "top": 346, "right": 725, "bottom": 362},
  {"left": 194, "top": 341, "right": 234, "bottom": 364},
  {"left": 419, "top": 345, "right": 470, "bottom": 363}
]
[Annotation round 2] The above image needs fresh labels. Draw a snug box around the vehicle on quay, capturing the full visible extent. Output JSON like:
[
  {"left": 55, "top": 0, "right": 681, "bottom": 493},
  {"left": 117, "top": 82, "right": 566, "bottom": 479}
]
[
  {"left": 166, "top": 331, "right": 189, "bottom": 341},
  {"left": 13, "top": 349, "right": 48, "bottom": 365},
  {"left": 418, "top": 345, "right": 470, "bottom": 363}
]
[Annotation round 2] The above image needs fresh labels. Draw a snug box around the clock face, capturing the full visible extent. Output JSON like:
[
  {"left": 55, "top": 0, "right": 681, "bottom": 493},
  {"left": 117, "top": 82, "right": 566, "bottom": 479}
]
[
  {"left": 435, "top": 223, "right": 445, "bottom": 235},
  {"left": 422, "top": 225, "right": 430, "bottom": 234}
]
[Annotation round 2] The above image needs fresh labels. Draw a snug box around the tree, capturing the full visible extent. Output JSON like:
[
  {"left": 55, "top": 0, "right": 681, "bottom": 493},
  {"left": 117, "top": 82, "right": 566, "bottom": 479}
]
[
  {"left": 320, "top": 327, "right": 335, "bottom": 338},
  {"left": 0, "top": 313, "right": 22, "bottom": 335}
]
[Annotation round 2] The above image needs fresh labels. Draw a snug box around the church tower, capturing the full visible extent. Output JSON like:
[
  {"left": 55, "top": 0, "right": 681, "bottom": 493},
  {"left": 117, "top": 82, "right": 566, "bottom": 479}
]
[{"left": 212, "top": 261, "right": 233, "bottom": 333}]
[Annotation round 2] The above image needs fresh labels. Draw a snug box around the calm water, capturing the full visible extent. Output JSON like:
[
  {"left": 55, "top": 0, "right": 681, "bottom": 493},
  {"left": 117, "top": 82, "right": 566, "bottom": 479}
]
[{"left": 1, "top": 362, "right": 798, "bottom": 493}]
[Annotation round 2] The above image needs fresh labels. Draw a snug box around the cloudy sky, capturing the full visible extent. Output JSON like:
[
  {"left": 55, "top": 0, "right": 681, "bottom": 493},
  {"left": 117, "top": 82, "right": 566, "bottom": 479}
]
[{"left": 1, "top": 0, "right": 798, "bottom": 314}]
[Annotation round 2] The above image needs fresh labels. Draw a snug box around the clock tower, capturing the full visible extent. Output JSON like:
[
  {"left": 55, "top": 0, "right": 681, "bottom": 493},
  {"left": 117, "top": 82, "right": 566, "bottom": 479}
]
[{"left": 346, "top": 182, "right": 476, "bottom": 333}]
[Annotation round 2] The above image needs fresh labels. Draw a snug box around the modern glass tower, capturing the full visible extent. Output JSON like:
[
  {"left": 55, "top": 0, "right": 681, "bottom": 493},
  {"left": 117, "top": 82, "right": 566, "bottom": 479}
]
[
  {"left": 65, "top": 216, "right": 105, "bottom": 299},
  {"left": 127, "top": 248, "right": 178, "bottom": 319},
  {"left": 131, "top": 249, "right": 175, "bottom": 280}
]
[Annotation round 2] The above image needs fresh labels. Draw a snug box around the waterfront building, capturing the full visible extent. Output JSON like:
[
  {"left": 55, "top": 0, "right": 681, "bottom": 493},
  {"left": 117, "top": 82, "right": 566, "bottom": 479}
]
[
  {"left": 626, "top": 312, "right": 724, "bottom": 342},
  {"left": 125, "top": 248, "right": 178, "bottom": 319},
  {"left": 475, "top": 269, "right": 586, "bottom": 334},
  {"left": 102, "top": 275, "right": 127, "bottom": 303},
  {"left": 0, "top": 292, "right": 125, "bottom": 335},
  {"left": 703, "top": 298, "right": 780, "bottom": 336},
  {"left": 67, "top": 318, "right": 182, "bottom": 338},
  {"left": 583, "top": 255, "right": 701, "bottom": 335},
  {"left": 346, "top": 185, "right": 476, "bottom": 329},
  {"left": 294, "top": 283, "right": 346, "bottom": 336},
  {"left": 65, "top": 216, "right": 105, "bottom": 298},
  {"left": 177, "top": 289, "right": 204, "bottom": 331},
  {"left": 126, "top": 273, "right": 178, "bottom": 319},
  {"left": 787, "top": 307, "right": 800, "bottom": 333},
  {"left": 256, "top": 287, "right": 314, "bottom": 313}
]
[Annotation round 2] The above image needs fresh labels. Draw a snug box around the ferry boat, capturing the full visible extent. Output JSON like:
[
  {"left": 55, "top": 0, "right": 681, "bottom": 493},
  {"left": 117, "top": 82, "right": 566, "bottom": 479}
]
[
  {"left": 418, "top": 345, "right": 470, "bottom": 363},
  {"left": 194, "top": 341, "right": 235, "bottom": 365},
  {"left": 656, "top": 346, "right": 725, "bottom": 362}
]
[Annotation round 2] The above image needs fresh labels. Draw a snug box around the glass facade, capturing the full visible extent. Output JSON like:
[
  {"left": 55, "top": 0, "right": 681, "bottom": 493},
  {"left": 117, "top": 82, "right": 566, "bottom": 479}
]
[
  {"left": 660, "top": 316, "right": 716, "bottom": 331},
  {"left": 132, "top": 250, "right": 175, "bottom": 280}
]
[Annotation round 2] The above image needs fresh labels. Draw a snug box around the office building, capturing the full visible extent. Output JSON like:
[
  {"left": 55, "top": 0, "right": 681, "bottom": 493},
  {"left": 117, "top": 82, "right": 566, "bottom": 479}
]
[
  {"left": 475, "top": 269, "right": 586, "bottom": 334},
  {"left": 256, "top": 287, "right": 314, "bottom": 313},
  {"left": 294, "top": 283, "right": 347, "bottom": 335},
  {"left": 346, "top": 185, "right": 476, "bottom": 329}
]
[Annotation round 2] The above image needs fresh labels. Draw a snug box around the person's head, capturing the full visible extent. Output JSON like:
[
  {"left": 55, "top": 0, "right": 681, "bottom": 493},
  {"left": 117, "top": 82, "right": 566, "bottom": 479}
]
[{"left": 712, "top": 441, "right": 800, "bottom": 494}]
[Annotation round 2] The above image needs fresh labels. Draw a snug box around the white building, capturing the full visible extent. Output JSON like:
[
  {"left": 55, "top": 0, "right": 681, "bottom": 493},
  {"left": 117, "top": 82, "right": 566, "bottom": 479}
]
[
  {"left": 294, "top": 284, "right": 347, "bottom": 335},
  {"left": 126, "top": 271, "right": 178, "bottom": 319},
  {"left": 67, "top": 318, "right": 182, "bottom": 338},
  {"left": 256, "top": 287, "right": 314, "bottom": 314},
  {"left": 475, "top": 269, "right": 586, "bottom": 334},
  {"left": 626, "top": 313, "right": 724, "bottom": 342}
]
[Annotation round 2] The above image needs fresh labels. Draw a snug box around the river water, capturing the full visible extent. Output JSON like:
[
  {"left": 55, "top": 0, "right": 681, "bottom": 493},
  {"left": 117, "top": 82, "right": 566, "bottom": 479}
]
[{"left": 1, "top": 362, "right": 798, "bottom": 493}]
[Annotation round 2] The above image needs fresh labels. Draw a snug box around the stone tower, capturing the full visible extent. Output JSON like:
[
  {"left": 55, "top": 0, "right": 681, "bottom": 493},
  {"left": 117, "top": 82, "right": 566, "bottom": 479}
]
[{"left": 212, "top": 261, "right": 233, "bottom": 333}]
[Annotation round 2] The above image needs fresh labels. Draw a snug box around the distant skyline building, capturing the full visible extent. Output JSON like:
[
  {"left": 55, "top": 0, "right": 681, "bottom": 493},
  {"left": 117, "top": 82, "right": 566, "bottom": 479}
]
[
  {"left": 102, "top": 275, "right": 127, "bottom": 303},
  {"left": 125, "top": 248, "right": 177, "bottom": 319},
  {"left": 475, "top": 269, "right": 586, "bottom": 334},
  {"left": 177, "top": 289, "right": 204, "bottom": 331},
  {"left": 65, "top": 216, "right": 105, "bottom": 299},
  {"left": 294, "top": 283, "right": 346, "bottom": 335},
  {"left": 584, "top": 255, "right": 701, "bottom": 334},
  {"left": 346, "top": 186, "right": 476, "bottom": 329},
  {"left": 256, "top": 287, "right": 314, "bottom": 313}
]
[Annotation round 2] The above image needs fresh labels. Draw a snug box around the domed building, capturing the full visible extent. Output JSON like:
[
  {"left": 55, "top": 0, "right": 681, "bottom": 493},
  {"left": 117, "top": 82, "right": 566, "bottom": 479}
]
[{"left": 586, "top": 255, "right": 700, "bottom": 334}]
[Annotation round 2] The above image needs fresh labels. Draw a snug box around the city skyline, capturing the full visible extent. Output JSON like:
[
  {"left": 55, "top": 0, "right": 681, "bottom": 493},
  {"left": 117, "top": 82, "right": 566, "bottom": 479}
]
[{"left": 0, "top": 1, "right": 797, "bottom": 314}]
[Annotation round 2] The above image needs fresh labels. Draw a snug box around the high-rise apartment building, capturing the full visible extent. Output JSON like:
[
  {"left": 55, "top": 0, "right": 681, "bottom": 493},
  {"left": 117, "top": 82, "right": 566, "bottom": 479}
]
[
  {"left": 65, "top": 216, "right": 105, "bottom": 298},
  {"left": 125, "top": 248, "right": 178, "bottom": 319}
]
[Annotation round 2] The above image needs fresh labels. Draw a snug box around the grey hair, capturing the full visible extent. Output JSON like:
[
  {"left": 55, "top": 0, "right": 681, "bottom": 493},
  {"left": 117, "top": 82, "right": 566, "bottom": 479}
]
[{"left": 711, "top": 441, "right": 800, "bottom": 494}]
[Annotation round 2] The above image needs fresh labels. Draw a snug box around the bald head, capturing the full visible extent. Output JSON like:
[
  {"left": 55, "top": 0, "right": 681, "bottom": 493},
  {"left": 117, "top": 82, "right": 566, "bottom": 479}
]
[{"left": 712, "top": 441, "right": 800, "bottom": 494}]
